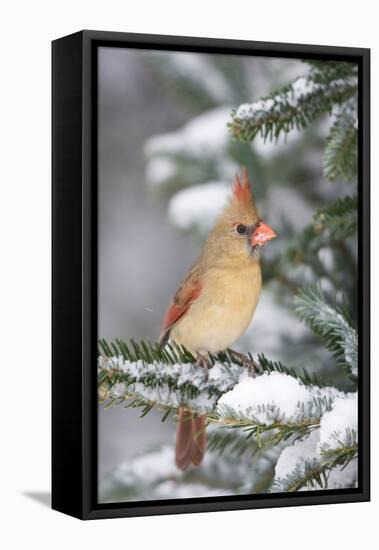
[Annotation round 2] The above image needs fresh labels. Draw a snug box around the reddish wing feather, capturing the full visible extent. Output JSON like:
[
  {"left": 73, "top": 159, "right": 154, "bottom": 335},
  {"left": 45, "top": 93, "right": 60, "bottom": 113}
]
[{"left": 159, "top": 278, "right": 202, "bottom": 341}]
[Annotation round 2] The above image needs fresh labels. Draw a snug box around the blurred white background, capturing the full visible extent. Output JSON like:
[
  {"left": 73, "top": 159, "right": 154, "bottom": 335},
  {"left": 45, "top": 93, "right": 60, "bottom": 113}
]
[{"left": 1, "top": 1, "right": 377, "bottom": 549}]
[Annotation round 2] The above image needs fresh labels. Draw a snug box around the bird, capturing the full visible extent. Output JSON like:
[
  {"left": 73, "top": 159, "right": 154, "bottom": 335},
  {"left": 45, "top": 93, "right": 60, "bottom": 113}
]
[{"left": 158, "top": 168, "right": 277, "bottom": 470}]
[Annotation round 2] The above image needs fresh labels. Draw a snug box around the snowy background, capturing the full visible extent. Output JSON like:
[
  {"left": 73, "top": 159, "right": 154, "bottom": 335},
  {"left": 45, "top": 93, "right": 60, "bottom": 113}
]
[{"left": 98, "top": 47, "right": 357, "bottom": 500}]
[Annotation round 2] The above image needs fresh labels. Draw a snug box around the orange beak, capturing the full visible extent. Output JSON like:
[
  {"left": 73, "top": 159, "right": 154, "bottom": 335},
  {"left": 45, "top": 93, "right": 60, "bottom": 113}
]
[{"left": 251, "top": 222, "right": 277, "bottom": 247}]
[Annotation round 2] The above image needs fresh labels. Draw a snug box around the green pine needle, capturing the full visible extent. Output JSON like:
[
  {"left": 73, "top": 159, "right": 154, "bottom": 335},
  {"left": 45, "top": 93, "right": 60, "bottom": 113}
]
[
  {"left": 293, "top": 287, "right": 358, "bottom": 379},
  {"left": 229, "top": 75, "right": 357, "bottom": 143},
  {"left": 313, "top": 195, "right": 358, "bottom": 240},
  {"left": 323, "top": 107, "right": 358, "bottom": 181}
]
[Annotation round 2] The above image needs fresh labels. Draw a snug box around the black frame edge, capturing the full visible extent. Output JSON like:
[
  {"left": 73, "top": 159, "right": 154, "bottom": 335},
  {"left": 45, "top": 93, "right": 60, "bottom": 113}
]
[
  {"left": 52, "top": 31, "right": 85, "bottom": 519},
  {"left": 84, "top": 29, "right": 370, "bottom": 58},
  {"left": 359, "top": 47, "right": 370, "bottom": 501}
]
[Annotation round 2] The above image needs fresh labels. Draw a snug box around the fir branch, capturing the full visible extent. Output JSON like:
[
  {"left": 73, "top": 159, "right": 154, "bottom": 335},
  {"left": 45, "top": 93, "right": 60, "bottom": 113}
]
[
  {"left": 285, "top": 196, "right": 357, "bottom": 279},
  {"left": 273, "top": 460, "right": 330, "bottom": 492},
  {"left": 98, "top": 338, "right": 357, "bottom": 495},
  {"left": 256, "top": 352, "right": 322, "bottom": 387},
  {"left": 323, "top": 105, "right": 358, "bottom": 181},
  {"left": 207, "top": 417, "right": 320, "bottom": 457},
  {"left": 98, "top": 350, "right": 244, "bottom": 414},
  {"left": 99, "top": 369, "right": 327, "bottom": 451},
  {"left": 272, "top": 401, "right": 358, "bottom": 493},
  {"left": 99, "top": 338, "right": 320, "bottom": 385},
  {"left": 101, "top": 377, "right": 327, "bottom": 453},
  {"left": 229, "top": 75, "right": 357, "bottom": 143},
  {"left": 98, "top": 339, "right": 352, "bottom": 458},
  {"left": 273, "top": 438, "right": 358, "bottom": 493},
  {"left": 98, "top": 339, "right": 349, "bottom": 408},
  {"left": 100, "top": 379, "right": 324, "bottom": 446},
  {"left": 100, "top": 337, "right": 224, "bottom": 365},
  {"left": 319, "top": 427, "right": 358, "bottom": 469},
  {"left": 285, "top": 224, "right": 330, "bottom": 265},
  {"left": 293, "top": 287, "right": 358, "bottom": 378},
  {"left": 313, "top": 195, "right": 358, "bottom": 240},
  {"left": 98, "top": 339, "right": 326, "bottom": 414},
  {"left": 304, "top": 60, "right": 358, "bottom": 85},
  {"left": 206, "top": 427, "right": 260, "bottom": 457},
  {"left": 320, "top": 443, "right": 358, "bottom": 470}
]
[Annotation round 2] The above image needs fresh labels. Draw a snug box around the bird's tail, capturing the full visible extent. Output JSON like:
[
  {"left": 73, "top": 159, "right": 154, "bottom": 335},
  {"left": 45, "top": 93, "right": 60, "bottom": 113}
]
[{"left": 175, "top": 407, "right": 206, "bottom": 470}]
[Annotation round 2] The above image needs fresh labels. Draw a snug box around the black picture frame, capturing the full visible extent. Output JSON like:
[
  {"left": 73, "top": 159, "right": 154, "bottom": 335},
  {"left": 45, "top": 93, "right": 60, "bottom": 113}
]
[{"left": 52, "top": 30, "right": 370, "bottom": 520}]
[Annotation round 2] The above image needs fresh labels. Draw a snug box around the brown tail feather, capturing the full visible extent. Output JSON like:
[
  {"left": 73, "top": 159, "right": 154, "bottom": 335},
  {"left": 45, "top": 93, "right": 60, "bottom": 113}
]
[
  {"left": 175, "top": 407, "right": 206, "bottom": 470},
  {"left": 191, "top": 415, "right": 207, "bottom": 466},
  {"left": 175, "top": 407, "right": 193, "bottom": 470}
]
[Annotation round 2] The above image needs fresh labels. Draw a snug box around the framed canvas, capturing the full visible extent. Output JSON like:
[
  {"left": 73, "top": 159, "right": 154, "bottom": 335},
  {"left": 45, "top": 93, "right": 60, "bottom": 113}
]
[{"left": 52, "top": 30, "right": 370, "bottom": 520}]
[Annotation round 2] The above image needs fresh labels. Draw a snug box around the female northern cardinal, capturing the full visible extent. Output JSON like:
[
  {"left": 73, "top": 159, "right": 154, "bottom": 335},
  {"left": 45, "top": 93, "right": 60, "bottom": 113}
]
[{"left": 159, "top": 168, "right": 277, "bottom": 470}]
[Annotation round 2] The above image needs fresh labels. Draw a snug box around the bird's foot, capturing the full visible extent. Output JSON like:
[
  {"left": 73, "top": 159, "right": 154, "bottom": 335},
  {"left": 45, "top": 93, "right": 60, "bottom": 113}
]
[
  {"left": 229, "top": 349, "right": 260, "bottom": 378},
  {"left": 196, "top": 353, "right": 210, "bottom": 381}
]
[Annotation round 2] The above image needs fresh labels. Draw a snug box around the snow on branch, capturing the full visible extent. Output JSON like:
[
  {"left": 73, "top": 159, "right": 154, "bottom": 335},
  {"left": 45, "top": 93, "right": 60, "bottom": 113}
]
[
  {"left": 294, "top": 287, "right": 358, "bottom": 378},
  {"left": 323, "top": 101, "right": 358, "bottom": 181},
  {"left": 98, "top": 353, "right": 243, "bottom": 413},
  {"left": 217, "top": 371, "right": 346, "bottom": 426},
  {"left": 272, "top": 393, "right": 358, "bottom": 492},
  {"left": 98, "top": 339, "right": 353, "bottom": 442},
  {"left": 98, "top": 339, "right": 358, "bottom": 492},
  {"left": 229, "top": 75, "right": 357, "bottom": 143}
]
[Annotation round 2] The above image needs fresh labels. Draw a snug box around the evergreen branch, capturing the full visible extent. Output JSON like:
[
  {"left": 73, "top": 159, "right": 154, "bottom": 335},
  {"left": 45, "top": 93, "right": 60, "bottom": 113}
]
[
  {"left": 229, "top": 76, "right": 357, "bottom": 143},
  {"left": 256, "top": 352, "right": 322, "bottom": 387},
  {"left": 101, "top": 377, "right": 326, "bottom": 451},
  {"left": 98, "top": 339, "right": 352, "bottom": 457},
  {"left": 98, "top": 338, "right": 329, "bottom": 423},
  {"left": 98, "top": 339, "right": 340, "bottom": 459},
  {"left": 285, "top": 224, "right": 330, "bottom": 265},
  {"left": 285, "top": 196, "right": 357, "bottom": 280},
  {"left": 293, "top": 287, "right": 358, "bottom": 378},
  {"left": 100, "top": 379, "right": 324, "bottom": 446},
  {"left": 313, "top": 195, "right": 358, "bottom": 240},
  {"left": 274, "top": 460, "right": 331, "bottom": 492},
  {"left": 273, "top": 438, "right": 358, "bottom": 493},
  {"left": 319, "top": 443, "right": 358, "bottom": 470},
  {"left": 97, "top": 349, "right": 244, "bottom": 414},
  {"left": 100, "top": 380, "right": 330, "bottom": 454},
  {"left": 98, "top": 339, "right": 357, "bottom": 496},
  {"left": 206, "top": 427, "right": 260, "bottom": 457},
  {"left": 99, "top": 338, "right": 320, "bottom": 388},
  {"left": 323, "top": 105, "right": 358, "bottom": 181},
  {"left": 207, "top": 418, "right": 320, "bottom": 458},
  {"left": 215, "top": 387, "right": 336, "bottom": 436},
  {"left": 304, "top": 60, "right": 358, "bottom": 84},
  {"left": 319, "top": 427, "right": 358, "bottom": 469},
  {"left": 273, "top": 398, "right": 358, "bottom": 493}
]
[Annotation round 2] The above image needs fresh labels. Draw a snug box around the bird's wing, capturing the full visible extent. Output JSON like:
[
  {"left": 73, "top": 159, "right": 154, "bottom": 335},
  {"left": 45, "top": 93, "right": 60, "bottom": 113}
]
[{"left": 159, "top": 264, "right": 203, "bottom": 345}]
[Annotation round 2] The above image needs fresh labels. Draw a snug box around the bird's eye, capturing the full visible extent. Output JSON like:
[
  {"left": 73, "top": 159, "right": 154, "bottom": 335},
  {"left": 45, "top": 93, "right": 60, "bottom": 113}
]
[{"left": 236, "top": 223, "right": 247, "bottom": 235}]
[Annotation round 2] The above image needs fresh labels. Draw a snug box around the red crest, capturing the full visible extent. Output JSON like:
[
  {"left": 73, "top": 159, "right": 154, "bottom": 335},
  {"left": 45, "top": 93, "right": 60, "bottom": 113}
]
[{"left": 232, "top": 167, "right": 252, "bottom": 206}]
